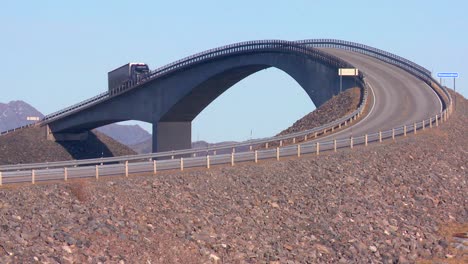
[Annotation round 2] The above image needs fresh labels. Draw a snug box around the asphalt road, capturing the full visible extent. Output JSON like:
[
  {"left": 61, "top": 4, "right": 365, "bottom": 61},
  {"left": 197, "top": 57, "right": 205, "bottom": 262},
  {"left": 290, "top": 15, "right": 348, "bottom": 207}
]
[{"left": 315, "top": 48, "right": 442, "bottom": 140}]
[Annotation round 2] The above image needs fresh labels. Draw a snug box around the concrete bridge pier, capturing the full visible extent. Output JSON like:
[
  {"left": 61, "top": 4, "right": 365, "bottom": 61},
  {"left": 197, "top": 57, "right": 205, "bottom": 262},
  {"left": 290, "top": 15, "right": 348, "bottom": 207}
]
[{"left": 153, "top": 121, "right": 192, "bottom": 153}]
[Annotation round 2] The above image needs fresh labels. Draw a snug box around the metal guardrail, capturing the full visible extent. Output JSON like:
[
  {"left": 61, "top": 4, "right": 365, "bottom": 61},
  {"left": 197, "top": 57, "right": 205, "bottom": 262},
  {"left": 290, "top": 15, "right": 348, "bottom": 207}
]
[
  {"left": 0, "top": 39, "right": 452, "bottom": 180},
  {"left": 0, "top": 105, "right": 453, "bottom": 185}
]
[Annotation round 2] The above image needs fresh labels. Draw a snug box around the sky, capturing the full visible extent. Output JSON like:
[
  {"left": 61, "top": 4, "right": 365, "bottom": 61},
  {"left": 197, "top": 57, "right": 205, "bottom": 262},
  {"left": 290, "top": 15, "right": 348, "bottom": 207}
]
[{"left": 1, "top": 1, "right": 466, "bottom": 143}]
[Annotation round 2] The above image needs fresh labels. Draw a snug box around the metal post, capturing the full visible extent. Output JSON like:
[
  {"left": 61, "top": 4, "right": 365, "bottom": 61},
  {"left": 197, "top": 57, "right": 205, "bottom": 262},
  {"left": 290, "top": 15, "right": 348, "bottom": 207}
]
[
  {"left": 392, "top": 128, "right": 395, "bottom": 140},
  {"left": 206, "top": 155, "right": 210, "bottom": 169},
  {"left": 0, "top": 171, "right": 2, "bottom": 186},
  {"left": 339, "top": 123, "right": 341, "bottom": 129},
  {"left": 125, "top": 161, "right": 129, "bottom": 177},
  {"left": 64, "top": 168, "right": 68, "bottom": 181},
  {"left": 350, "top": 137, "right": 353, "bottom": 149},
  {"left": 279, "top": 140, "right": 283, "bottom": 147},
  {"left": 153, "top": 160, "right": 157, "bottom": 175},
  {"left": 180, "top": 158, "right": 184, "bottom": 171},
  {"left": 297, "top": 144, "right": 301, "bottom": 157},
  {"left": 340, "top": 75, "right": 342, "bottom": 93},
  {"left": 314, "top": 132, "right": 317, "bottom": 138},
  {"left": 422, "top": 120, "right": 425, "bottom": 130},
  {"left": 430, "top": 117, "right": 433, "bottom": 128},
  {"left": 276, "top": 147, "right": 280, "bottom": 161},
  {"left": 32, "top": 170, "right": 35, "bottom": 184},
  {"left": 232, "top": 147, "right": 235, "bottom": 154},
  {"left": 265, "top": 142, "right": 269, "bottom": 149},
  {"left": 316, "top": 142, "right": 320, "bottom": 155},
  {"left": 404, "top": 125, "right": 407, "bottom": 136},
  {"left": 365, "top": 134, "right": 368, "bottom": 146},
  {"left": 414, "top": 123, "right": 417, "bottom": 134},
  {"left": 304, "top": 135, "right": 308, "bottom": 141},
  {"left": 254, "top": 150, "right": 258, "bottom": 163},
  {"left": 379, "top": 131, "right": 382, "bottom": 142},
  {"left": 293, "top": 138, "right": 296, "bottom": 144},
  {"left": 95, "top": 165, "right": 99, "bottom": 180},
  {"left": 323, "top": 129, "right": 326, "bottom": 135},
  {"left": 213, "top": 150, "right": 217, "bottom": 156},
  {"left": 231, "top": 153, "right": 234, "bottom": 166},
  {"left": 249, "top": 145, "right": 253, "bottom": 151},
  {"left": 334, "top": 139, "right": 337, "bottom": 152},
  {"left": 436, "top": 115, "right": 439, "bottom": 127}
]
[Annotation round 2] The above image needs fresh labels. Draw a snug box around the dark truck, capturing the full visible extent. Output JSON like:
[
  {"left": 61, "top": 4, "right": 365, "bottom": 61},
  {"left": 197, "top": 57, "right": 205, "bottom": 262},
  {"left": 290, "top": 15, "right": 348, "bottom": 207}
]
[{"left": 108, "top": 63, "right": 150, "bottom": 94}]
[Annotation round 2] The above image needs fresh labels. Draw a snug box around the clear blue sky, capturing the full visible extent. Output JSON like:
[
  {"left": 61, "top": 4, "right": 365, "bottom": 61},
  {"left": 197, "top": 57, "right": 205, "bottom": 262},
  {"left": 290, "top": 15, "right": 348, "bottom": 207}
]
[{"left": 1, "top": 1, "right": 466, "bottom": 142}]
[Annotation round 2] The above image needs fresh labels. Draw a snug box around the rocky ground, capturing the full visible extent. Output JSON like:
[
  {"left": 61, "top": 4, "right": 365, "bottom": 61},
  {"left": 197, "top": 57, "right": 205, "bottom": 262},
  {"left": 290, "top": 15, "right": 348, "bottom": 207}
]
[
  {"left": 277, "top": 87, "right": 361, "bottom": 136},
  {"left": 0, "top": 127, "right": 135, "bottom": 165},
  {"left": 0, "top": 91, "right": 466, "bottom": 264}
]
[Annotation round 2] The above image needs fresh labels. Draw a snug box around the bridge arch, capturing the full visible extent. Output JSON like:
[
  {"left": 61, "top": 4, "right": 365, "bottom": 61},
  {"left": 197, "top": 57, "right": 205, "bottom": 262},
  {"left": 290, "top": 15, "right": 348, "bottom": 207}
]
[{"left": 48, "top": 44, "right": 358, "bottom": 152}]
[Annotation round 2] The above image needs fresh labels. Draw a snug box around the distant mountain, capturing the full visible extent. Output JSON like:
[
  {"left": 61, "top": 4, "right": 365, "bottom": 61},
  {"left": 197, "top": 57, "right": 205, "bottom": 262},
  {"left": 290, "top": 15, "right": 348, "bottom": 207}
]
[
  {"left": 96, "top": 124, "right": 151, "bottom": 146},
  {"left": 129, "top": 139, "right": 242, "bottom": 154},
  {"left": 0, "top": 100, "right": 44, "bottom": 132}
]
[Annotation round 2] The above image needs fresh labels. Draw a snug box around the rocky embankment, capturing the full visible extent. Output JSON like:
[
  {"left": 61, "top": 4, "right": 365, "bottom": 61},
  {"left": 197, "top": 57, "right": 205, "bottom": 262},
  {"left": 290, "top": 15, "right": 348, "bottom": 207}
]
[
  {"left": 0, "top": 127, "right": 135, "bottom": 165},
  {"left": 277, "top": 87, "right": 361, "bottom": 136},
  {"left": 0, "top": 91, "right": 466, "bottom": 263}
]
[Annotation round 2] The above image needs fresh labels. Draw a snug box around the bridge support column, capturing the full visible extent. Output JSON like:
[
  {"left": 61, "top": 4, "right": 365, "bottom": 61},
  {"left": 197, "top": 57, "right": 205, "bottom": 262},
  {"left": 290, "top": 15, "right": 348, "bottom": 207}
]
[{"left": 153, "top": 122, "right": 191, "bottom": 153}]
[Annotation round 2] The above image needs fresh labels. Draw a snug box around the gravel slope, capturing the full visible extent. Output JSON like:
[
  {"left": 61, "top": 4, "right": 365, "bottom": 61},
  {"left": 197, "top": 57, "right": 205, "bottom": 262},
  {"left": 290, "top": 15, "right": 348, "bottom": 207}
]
[
  {"left": 0, "top": 91, "right": 465, "bottom": 263},
  {"left": 278, "top": 87, "right": 361, "bottom": 136},
  {"left": 0, "top": 127, "right": 136, "bottom": 165}
]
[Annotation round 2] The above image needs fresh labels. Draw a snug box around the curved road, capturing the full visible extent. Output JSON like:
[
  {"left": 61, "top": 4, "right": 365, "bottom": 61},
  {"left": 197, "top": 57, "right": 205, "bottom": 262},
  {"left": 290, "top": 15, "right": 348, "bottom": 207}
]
[{"left": 315, "top": 48, "right": 442, "bottom": 140}]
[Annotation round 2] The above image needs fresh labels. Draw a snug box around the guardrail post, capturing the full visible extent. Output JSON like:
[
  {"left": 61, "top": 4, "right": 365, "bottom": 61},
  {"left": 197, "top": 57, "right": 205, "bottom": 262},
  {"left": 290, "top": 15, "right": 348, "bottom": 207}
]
[
  {"left": 392, "top": 128, "right": 395, "bottom": 140},
  {"left": 206, "top": 155, "right": 210, "bottom": 169},
  {"left": 422, "top": 120, "right": 425, "bottom": 130},
  {"left": 249, "top": 145, "right": 253, "bottom": 151},
  {"left": 316, "top": 142, "right": 320, "bottom": 155},
  {"left": 276, "top": 147, "right": 280, "bottom": 161},
  {"left": 379, "top": 131, "right": 382, "bottom": 142},
  {"left": 171, "top": 155, "right": 174, "bottom": 159},
  {"left": 254, "top": 150, "right": 258, "bottom": 163},
  {"left": 344, "top": 120, "right": 347, "bottom": 126},
  {"left": 64, "top": 168, "right": 68, "bottom": 181},
  {"left": 430, "top": 117, "right": 433, "bottom": 128},
  {"left": 32, "top": 170, "right": 35, "bottom": 184},
  {"left": 339, "top": 123, "right": 342, "bottom": 129},
  {"left": 265, "top": 142, "right": 269, "bottom": 149},
  {"left": 350, "top": 137, "right": 353, "bottom": 149},
  {"left": 413, "top": 123, "right": 417, "bottom": 134},
  {"left": 213, "top": 150, "right": 217, "bottom": 156},
  {"left": 436, "top": 115, "right": 439, "bottom": 127},
  {"left": 331, "top": 126, "right": 334, "bottom": 132},
  {"left": 95, "top": 165, "right": 99, "bottom": 180},
  {"left": 365, "top": 134, "right": 368, "bottom": 146},
  {"left": 279, "top": 140, "right": 283, "bottom": 147},
  {"left": 293, "top": 138, "right": 296, "bottom": 144},
  {"left": 334, "top": 139, "right": 337, "bottom": 152},
  {"left": 304, "top": 135, "right": 308, "bottom": 141},
  {"left": 0, "top": 171, "right": 2, "bottom": 186},
  {"left": 404, "top": 125, "right": 407, "bottom": 136},
  {"left": 323, "top": 129, "right": 327, "bottom": 135},
  {"left": 125, "top": 161, "right": 129, "bottom": 177},
  {"left": 297, "top": 145, "right": 301, "bottom": 157},
  {"left": 180, "top": 158, "right": 184, "bottom": 171},
  {"left": 314, "top": 132, "right": 317, "bottom": 138},
  {"left": 232, "top": 147, "right": 235, "bottom": 153},
  {"left": 153, "top": 160, "right": 157, "bottom": 175},
  {"left": 231, "top": 153, "right": 235, "bottom": 166}
]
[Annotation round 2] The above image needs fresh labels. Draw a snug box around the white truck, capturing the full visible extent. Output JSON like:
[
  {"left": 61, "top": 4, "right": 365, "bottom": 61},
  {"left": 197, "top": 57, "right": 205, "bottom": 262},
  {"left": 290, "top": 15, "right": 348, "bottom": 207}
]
[{"left": 108, "top": 63, "right": 150, "bottom": 94}]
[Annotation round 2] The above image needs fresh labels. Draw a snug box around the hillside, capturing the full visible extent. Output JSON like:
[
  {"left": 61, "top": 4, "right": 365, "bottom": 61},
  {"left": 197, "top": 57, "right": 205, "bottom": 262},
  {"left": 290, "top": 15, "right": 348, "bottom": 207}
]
[
  {"left": 96, "top": 123, "right": 151, "bottom": 146},
  {"left": 0, "top": 127, "right": 136, "bottom": 165},
  {"left": 0, "top": 100, "right": 43, "bottom": 132},
  {"left": 277, "top": 87, "right": 361, "bottom": 136},
  {"left": 0, "top": 90, "right": 465, "bottom": 263}
]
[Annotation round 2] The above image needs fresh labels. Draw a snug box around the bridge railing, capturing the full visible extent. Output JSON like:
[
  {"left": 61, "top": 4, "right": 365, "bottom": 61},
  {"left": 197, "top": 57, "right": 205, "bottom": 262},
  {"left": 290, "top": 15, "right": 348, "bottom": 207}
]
[{"left": 34, "top": 40, "right": 359, "bottom": 126}]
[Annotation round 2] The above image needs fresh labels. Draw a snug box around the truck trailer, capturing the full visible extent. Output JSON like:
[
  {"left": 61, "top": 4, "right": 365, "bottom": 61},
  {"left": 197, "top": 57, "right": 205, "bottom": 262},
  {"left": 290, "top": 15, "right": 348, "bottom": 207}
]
[{"left": 108, "top": 63, "right": 150, "bottom": 94}]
